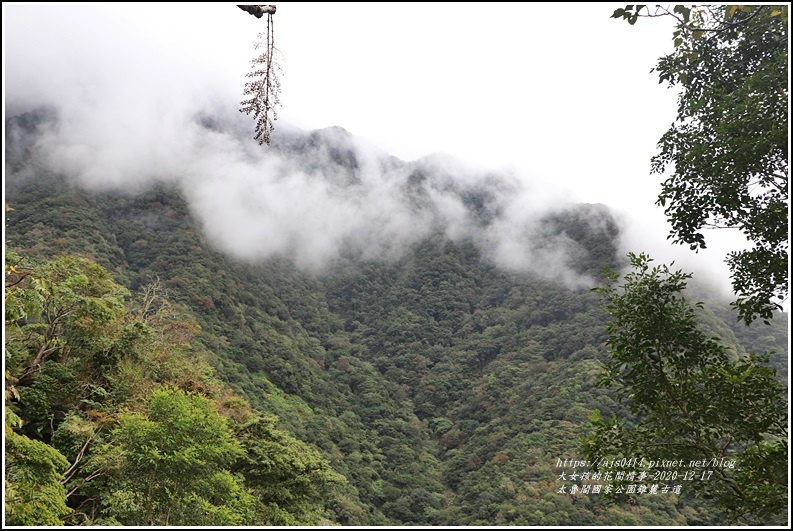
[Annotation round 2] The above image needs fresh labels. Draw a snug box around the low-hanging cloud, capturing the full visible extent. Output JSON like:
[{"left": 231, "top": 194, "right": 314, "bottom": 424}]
[{"left": 5, "top": 4, "right": 629, "bottom": 289}]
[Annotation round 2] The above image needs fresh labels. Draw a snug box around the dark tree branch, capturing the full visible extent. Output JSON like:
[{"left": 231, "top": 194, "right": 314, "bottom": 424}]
[{"left": 651, "top": 4, "right": 769, "bottom": 34}]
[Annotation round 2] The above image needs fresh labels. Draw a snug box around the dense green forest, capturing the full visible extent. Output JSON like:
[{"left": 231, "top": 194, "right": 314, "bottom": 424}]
[{"left": 4, "top": 110, "right": 789, "bottom": 526}]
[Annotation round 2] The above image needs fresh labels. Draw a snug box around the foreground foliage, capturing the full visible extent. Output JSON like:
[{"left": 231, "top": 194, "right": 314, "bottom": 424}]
[
  {"left": 613, "top": 4, "right": 789, "bottom": 324},
  {"left": 4, "top": 251, "right": 348, "bottom": 526},
  {"left": 582, "top": 253, "right": 788, "bottom": 523}
]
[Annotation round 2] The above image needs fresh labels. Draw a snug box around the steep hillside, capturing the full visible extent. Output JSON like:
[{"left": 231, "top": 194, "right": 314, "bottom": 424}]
[{"left": 4, "top": 110, "right": 788, "bottom": 526}]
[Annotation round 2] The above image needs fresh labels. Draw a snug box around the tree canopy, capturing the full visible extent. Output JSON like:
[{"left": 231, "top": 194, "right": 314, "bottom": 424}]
[
  {"left": 579, "top": 7, "right": 789, "bottom": 524},
  {"left": 581, "top": 253, "right": 787, "bottom": 523},
  {"left": 613, "top": 4, "right": 789, "bottom": 324},
  {"left": 5, "top": 115, "right": 789, "bottom": 526},
  {"left": 4, "top": 250, "right": 348, "bottom": 525}
]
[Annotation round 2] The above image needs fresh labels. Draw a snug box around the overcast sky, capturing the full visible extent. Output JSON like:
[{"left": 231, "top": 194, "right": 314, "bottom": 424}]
[{"left": 3, "top": 2, "right": 765, "bottom": 304}]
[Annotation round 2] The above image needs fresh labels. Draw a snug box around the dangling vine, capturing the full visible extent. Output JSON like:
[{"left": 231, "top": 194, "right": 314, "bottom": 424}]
[{"left": 238, "top": 5, "right": 281, "bottom": 145}]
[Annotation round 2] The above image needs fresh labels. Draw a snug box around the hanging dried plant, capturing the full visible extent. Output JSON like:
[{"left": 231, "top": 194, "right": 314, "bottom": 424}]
[{"left": 239, "top": 5, "right": 281, "bottom": 145}]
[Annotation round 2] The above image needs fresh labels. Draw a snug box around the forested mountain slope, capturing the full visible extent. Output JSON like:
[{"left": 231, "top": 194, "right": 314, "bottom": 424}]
[{"left": 4, "top": 109, "right": 788, "bottom": 526}]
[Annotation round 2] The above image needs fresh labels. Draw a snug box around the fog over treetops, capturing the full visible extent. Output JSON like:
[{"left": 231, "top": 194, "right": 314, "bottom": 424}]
[
  {"left": 7, "top": 102, "right": 626, "bottom": 290},
  {"left": 5, "top": 2, "right": 748, "bottom": 302}
]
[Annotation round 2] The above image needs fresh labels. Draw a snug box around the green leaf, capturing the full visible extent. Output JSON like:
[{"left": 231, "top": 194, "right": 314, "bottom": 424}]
[{"left": 673, "top": 5, "right": 692, "bottom": 23}]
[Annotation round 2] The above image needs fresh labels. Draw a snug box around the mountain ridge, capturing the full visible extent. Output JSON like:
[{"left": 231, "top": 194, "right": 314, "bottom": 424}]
[{"left": 3, "top": 109, "right": 788, "bottom": 526}]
